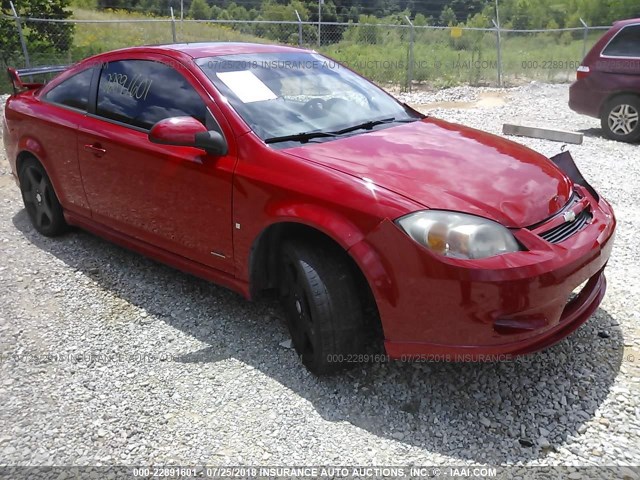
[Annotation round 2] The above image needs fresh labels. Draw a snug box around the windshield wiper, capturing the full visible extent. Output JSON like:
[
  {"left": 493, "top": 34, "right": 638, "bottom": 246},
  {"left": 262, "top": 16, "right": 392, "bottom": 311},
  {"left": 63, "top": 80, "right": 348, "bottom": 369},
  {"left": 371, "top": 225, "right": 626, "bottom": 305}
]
[
  {"left": 265, "top": 130, "right": 338, "bottom": 144},
  {"left": 333, "top": 117, "right": 418, "bottom": 135},
  {"left": 264, "top": 117, "right": 418, "bottom": 145}
]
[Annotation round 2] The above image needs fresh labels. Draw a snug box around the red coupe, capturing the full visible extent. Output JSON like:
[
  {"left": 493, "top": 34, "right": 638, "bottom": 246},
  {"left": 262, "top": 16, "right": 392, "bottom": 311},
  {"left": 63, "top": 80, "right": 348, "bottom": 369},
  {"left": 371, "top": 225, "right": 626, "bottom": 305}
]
[{"left": 4, "top": 43, "right": 616, "bottom": 374}]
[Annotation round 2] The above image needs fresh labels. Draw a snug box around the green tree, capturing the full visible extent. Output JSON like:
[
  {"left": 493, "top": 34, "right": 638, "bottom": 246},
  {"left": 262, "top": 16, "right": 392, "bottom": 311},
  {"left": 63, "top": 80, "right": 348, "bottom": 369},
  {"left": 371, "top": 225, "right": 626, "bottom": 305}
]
[
  {"left": 413, "top": 13, "right": 429, "bottom": 26},
  {"left": 449, "top": 0, "right": 485, "bottom": 22},
  {"left": 344, "top": 14, "right": 382, "bottom": 44},
  {"left": 227, "top": 2, "right": 250, "bottom": 21},
  {"left": 188, "top": 0, "right": 210, "bottom": 19},
  {"left": 260, "top": 0, "right": 311, "bottom": 43},
  {"left": 1, "top": 0, "right": 74, "bottom": 65},
  {"left": 439, "top": 5, "right": 457, "bottom": 26}
]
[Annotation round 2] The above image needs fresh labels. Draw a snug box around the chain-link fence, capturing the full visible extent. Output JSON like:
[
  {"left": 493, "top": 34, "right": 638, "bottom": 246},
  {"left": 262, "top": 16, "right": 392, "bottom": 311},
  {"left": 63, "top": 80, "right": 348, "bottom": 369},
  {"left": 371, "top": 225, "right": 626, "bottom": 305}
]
[
  {"left": 500, "top": 27, "right": 609, "bottom": 84},
  {"left": 0, "top": 10, "right": 612, "bottom": 94}
]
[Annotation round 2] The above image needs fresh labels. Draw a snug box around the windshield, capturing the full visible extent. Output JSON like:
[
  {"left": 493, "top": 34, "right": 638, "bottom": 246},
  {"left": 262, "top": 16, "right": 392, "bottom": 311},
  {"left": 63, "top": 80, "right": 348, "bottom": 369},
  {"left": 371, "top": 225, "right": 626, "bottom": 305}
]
[{"left": 196, "top": 52, "right": 420, "bottom": 144}]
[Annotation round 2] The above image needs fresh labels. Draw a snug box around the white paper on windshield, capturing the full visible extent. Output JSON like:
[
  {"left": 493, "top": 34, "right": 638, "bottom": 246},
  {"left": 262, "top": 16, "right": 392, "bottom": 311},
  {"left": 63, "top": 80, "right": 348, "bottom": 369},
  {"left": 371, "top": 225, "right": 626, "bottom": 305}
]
[{"left": 216, "top": 70, "right": 277, "bottom": 103}]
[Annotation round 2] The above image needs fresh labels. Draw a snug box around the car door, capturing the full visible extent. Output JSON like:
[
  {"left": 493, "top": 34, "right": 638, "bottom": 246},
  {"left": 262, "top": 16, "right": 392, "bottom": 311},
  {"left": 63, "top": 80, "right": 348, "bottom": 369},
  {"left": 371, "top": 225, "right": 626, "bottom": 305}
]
[{"left": 77, "top": 57, "right": 236, "bottom": 273}]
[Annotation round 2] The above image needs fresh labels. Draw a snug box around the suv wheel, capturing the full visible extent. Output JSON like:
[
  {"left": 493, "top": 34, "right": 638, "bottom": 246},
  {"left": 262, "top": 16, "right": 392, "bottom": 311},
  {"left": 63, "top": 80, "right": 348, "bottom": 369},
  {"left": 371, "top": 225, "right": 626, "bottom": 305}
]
[{"left": 601, "top": 95, "right": 640, "bottom": 143}]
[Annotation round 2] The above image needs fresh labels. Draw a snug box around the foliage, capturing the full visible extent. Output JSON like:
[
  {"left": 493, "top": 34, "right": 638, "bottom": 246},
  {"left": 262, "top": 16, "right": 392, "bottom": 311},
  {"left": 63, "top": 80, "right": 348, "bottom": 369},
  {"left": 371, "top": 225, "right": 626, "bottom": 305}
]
[
  {"left": 83, "top": 0, "right": 640, "bottom": 30},
  {"left": 343, "top": 15, "right": 384, "bottom": 45},
  {"left": 439, "top": 6, "right": 457, "bottom": 27},
  {"left": 1, "top": 0, "right": 74, "bottom": 63},
  {"left": 188, "top": 0, "right": 209, "bottom": 20}
]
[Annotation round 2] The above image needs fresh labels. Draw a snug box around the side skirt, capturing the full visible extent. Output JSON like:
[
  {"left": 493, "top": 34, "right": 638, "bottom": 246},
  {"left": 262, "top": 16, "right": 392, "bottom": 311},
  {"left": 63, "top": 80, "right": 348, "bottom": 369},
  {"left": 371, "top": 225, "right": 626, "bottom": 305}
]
[{"left": 64, "top": 211, "right": 250, "bottom": 299}]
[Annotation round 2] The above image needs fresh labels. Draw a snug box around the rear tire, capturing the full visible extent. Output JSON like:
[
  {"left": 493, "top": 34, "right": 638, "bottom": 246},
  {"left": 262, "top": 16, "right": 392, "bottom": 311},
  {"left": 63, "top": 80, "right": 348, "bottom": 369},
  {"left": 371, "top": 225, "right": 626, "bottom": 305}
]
[
  {"left": 18, "top": 158, "right": 68, "bottom": 237},
  {"left": 279, "top": 240, "right": 366, "bottom": 375},
  {"left": 601, "top": 95, "right": 640, "bottom": 143}
]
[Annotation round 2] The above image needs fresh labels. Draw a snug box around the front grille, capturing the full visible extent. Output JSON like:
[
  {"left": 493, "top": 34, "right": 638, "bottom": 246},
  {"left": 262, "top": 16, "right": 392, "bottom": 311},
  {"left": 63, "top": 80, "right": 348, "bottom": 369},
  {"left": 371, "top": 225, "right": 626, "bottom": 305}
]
[{"left": 539, "top": 208, "right": 592, "bottom": 244}]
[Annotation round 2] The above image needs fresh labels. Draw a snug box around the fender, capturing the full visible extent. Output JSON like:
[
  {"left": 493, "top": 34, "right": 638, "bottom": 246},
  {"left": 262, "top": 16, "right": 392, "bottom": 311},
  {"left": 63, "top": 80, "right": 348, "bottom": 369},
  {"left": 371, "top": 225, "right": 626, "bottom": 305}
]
[
  {"left": 251, "top": 202, "right": 398, "bottom": 310},
  {"left": 15, "top": 137, "right": 68, "bottom": 207},
  {"left": 244, "top": 202, "right": 371, "bottom": 298},
  {"left": 16, "top": 136, "right": 52, "bottom": 185},
  {"left": 347, "top": 219, "right": 400, "bottom": 309},
  {"left": 18, "top": 136, "right": 49, "bottom": 165},
  {"left": 264, "top": 201, "right": 366, "bottom": 250}
]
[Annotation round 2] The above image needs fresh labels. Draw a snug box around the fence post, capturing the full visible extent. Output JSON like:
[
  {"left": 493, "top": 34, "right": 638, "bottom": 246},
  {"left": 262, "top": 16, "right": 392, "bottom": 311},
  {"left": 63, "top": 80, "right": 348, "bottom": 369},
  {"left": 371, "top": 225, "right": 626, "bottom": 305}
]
[
  {"left": 492, "top": 18, "right": 503, "bottom": 87},
  {"left": 295, "top": 10, "right": 303, "bottom": 47},
  {"left": 170, "top": 7, "right": 177, "bottom": 43},
  {"left": 404, "top": 16, "right": 414, "bottom": 93},
  {"left": 9, "top": 1, "right": 30, "bottom": 69},
  {"left": 580, "top": 18, "right": 589, "bottom": 59},
  {"left": 317, "top": 0, "right": 323, "bottom": 47}
]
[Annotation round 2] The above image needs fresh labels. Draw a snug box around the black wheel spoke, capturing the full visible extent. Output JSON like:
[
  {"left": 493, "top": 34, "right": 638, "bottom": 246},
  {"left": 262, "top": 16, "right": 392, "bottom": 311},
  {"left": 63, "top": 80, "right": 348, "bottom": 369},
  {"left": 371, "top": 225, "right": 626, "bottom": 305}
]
[
  {"left": 290, "top": 321, "right": 307, "bottom": 352},
  {"left": 298, "top": 293, "right": 315, "bottom": 334},
  {"left": 26, "top": 168, "right": 39, "bottom": 189},
  {"left": 295, "top": 291, "right": 318, "bottom": 360},
  {"left": 36, "top": 208, "right": 48, "bottom": 228},
  {"left": 40, "top": 202, "right": 54, "bottom": 221},
  {"left": 38, "top": 177, "right": 48, "bottom": 195},
  {"left": 23, "top": 192, "right": 35, "bottom": 205},
  {"left": 22, "top": 168, "right": 37, "bottom": 200},
  {"left": 42, "top": 184, "right": 54, "bottom": 209}
]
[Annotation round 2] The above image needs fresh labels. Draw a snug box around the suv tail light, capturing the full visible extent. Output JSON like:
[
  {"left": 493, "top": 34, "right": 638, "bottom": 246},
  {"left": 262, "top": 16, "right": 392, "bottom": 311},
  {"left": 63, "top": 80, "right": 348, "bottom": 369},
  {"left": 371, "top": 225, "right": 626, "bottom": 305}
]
[{"left": 576, "top": 65, "right": 591, "bottom": 80}]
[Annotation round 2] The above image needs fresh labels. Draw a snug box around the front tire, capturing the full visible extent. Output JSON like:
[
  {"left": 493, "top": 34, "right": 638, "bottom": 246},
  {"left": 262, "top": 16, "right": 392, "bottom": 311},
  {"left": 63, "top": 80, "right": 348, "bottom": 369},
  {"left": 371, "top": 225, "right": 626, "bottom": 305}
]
[
  {"left": 279, "top": 240, "right": 366, "bottom": 375},
  {"left": 18, "top": 158, "right": 68, "bottom": 237},
  {"left": 601, "top": 95, "right": 640, "bottom": 143}
]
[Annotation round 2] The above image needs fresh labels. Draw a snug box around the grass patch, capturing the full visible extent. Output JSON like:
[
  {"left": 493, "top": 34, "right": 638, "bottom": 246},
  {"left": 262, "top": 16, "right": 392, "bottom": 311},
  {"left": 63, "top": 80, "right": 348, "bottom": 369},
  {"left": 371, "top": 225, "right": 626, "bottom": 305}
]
[{"left": 322, "top": 27, "right": 605, "bottom": 89}]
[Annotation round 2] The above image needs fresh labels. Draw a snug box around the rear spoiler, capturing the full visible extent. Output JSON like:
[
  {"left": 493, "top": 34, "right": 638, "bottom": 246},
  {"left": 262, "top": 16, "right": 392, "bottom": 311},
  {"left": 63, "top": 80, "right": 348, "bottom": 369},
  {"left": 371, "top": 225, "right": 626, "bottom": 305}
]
[{"left": 7, "top": 65, "right": 69, "bottom": 94}]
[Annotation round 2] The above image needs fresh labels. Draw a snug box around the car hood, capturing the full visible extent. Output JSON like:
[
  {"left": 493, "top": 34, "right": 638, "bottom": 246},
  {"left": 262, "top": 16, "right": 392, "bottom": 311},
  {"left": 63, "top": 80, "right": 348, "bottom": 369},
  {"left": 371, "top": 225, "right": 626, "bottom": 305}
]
[{"left": 285, "top": 118, "right": 573, "bottom": 228}]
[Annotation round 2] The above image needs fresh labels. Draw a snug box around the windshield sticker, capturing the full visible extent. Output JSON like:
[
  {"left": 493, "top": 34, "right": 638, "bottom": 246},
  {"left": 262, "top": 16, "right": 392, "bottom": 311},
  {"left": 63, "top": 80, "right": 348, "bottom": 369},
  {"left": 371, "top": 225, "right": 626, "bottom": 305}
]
[{"left": 216, "top": 70, "right": 277, "bottom": 103}]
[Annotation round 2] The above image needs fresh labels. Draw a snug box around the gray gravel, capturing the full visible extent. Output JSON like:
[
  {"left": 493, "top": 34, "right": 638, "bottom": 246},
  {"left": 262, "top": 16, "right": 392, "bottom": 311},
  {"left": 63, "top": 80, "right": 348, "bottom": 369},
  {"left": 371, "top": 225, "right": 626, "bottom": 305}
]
[{"left": 1, "top": 84, "right": 639, "bottom": 468}]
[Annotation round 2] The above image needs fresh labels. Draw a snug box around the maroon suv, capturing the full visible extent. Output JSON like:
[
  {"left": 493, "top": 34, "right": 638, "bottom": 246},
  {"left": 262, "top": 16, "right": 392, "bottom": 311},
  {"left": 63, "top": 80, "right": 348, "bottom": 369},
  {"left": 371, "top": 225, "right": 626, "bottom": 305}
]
[{"left": 569, "top": 18, "right": 640, "bottom": 142}]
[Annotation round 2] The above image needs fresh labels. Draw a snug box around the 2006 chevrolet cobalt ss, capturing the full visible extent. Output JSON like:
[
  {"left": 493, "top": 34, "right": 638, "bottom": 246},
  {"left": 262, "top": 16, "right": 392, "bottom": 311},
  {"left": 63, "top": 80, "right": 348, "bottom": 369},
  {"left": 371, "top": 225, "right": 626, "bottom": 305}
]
[{"left": 4, "top": 43, "right": 615, "bottom": 374}]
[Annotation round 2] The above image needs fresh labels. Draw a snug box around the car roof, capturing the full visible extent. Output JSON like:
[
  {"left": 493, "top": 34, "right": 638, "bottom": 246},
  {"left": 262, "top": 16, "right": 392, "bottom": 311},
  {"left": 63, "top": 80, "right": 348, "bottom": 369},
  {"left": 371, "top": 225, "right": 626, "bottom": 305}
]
[{"left": 108, "top": 42, "right": 309, "bottom": 59}]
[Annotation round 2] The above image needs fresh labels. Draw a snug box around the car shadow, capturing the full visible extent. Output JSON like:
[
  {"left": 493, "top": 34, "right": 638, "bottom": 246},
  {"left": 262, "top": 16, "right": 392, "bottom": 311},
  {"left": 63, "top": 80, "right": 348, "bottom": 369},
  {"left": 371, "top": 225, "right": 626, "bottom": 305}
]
[
  {"left": 577, "top": 127, "right": 640, "bottom": 144},
  {"left": 578, "top": 127, "right": 607, "bottom": 139},
  {"left": 12, "top": 209, "right": 625, "bottom": 464}
]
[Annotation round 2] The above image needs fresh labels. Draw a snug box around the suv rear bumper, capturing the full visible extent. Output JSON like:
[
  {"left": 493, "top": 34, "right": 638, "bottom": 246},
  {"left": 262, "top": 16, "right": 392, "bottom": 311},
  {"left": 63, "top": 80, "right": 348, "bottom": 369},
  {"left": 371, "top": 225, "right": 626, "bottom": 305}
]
[{"left": 569, "top": 80, "right": 607, "bottom": 118}]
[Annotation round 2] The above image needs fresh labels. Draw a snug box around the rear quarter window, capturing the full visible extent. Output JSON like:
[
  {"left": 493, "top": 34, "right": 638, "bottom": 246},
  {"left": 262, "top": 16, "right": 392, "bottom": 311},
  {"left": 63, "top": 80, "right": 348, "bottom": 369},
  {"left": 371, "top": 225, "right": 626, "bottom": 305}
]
[
  {"left": 602, "top": 24, "right": 640, "bottom": 58},
  {"left": 44, "top": 68, "right": 95, "bottom": 111}
]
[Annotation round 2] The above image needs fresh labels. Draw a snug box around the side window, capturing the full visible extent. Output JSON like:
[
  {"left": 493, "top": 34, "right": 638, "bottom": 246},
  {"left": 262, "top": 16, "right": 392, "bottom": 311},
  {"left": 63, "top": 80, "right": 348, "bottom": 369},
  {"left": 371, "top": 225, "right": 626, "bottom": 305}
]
[
  {"left": 45, "top": 68, "right": 94, "bottom": 111},
  {"left": 96, "top": 60, "right": 206, "bottom": 130},
  {"left": 603, "top": 25, "right": 640, "bottom": 58}
]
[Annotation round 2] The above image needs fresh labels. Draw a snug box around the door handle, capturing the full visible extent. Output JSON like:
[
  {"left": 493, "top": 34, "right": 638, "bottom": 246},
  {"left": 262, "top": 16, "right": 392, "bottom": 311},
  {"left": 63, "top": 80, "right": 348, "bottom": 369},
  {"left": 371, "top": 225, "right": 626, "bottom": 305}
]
[{"left": 83, "top": 143, "right": 107, "bottom": 157}]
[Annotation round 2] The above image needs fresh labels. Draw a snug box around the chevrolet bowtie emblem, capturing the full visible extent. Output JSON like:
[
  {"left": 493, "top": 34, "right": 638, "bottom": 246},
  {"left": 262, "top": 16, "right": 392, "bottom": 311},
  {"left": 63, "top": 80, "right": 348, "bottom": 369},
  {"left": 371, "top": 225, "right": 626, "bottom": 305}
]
[{"left": 563, "top": 211, "right": 576, "bottom": 223}]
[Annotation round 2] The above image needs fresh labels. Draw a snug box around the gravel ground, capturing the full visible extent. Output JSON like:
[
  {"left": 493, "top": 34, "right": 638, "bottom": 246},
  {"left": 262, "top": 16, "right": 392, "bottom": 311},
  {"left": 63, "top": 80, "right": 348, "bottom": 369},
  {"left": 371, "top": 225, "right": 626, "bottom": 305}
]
[{"left": 0, "top": 83, "right": 639, "bottom": 469}]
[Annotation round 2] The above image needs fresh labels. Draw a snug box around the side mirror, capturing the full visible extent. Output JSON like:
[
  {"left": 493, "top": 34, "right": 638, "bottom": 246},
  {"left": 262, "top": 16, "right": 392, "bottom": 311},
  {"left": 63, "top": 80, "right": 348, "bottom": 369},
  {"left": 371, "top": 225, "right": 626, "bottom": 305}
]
[
  {"left": 149, "top": 117, "right": 228, "bottom": 156},
  {"left": 194, "top": 130, "right": 228, "bottom": 156}
]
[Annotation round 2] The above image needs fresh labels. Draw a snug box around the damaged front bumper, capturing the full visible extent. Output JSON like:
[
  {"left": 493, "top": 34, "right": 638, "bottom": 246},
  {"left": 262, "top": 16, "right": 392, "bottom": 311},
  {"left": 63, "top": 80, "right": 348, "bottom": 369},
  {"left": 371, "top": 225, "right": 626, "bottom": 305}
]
[{"left": 350, "top": 152, "right": 616, "bottom": 361}]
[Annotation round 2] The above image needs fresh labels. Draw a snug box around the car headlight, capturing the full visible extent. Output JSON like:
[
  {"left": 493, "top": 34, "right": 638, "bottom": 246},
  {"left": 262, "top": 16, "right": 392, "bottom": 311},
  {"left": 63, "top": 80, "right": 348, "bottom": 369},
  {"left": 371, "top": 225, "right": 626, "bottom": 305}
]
[{"left": 396, "top": 210, "right": 521, "bottom": 259}]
